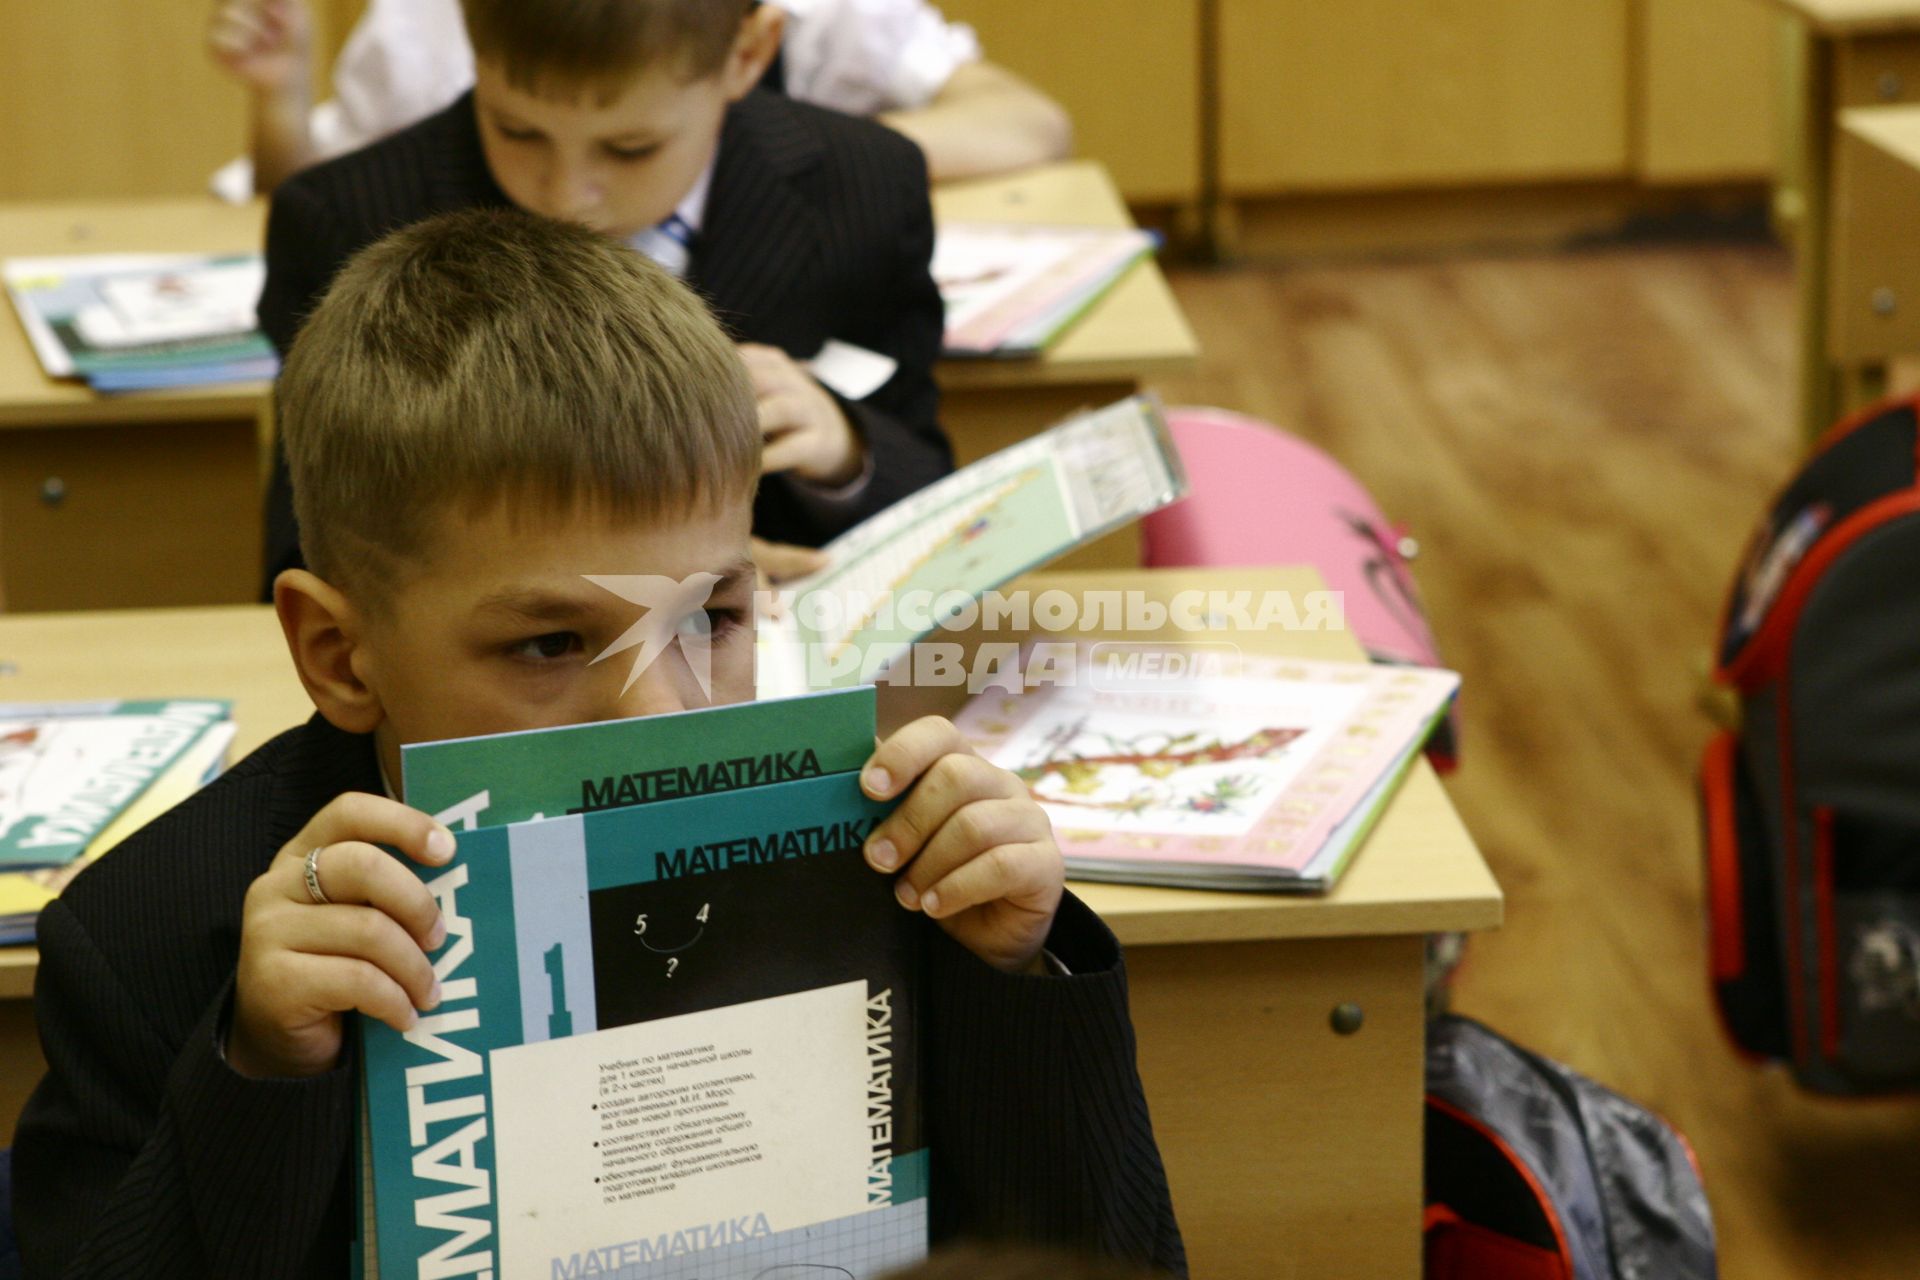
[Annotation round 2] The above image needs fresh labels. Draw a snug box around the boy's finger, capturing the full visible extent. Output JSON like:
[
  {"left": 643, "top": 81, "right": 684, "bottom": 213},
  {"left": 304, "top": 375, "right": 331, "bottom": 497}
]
[
  {"left": 862, "top": 716, "right": 973, "bottom": 804},
  {"left": 279, "top": 904, "right": 441, "bottom": 1011},
  {"left": 888, "top": 796, "right": 1045, "bottom": 898},
  {"left": 306, "top": 791, "right": 456, "bottom": 868},
  {"left": 760, "top": 428, "right": 813, "bottom": 475},
  {"left": 864, "top": 749, "right": 1014, "bottom": 870},
  {"left": 302, "top": 953, "right": 421, "bottom": 1033},
  {"left": 918, "top": 841, "right": 1063, "bottom": 921},
  {"left": 284, "top": 840, "right": 447, "bottom": 951}
]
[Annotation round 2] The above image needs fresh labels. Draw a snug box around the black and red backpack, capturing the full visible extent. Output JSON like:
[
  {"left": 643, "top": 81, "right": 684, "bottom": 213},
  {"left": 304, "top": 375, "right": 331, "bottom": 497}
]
[
  {"left": 1702, "top": 394, "right": 1920, "bottom": 1094},
  {"left": 1424, "top": 1015, "right": 1717, "bottom": 1279}
]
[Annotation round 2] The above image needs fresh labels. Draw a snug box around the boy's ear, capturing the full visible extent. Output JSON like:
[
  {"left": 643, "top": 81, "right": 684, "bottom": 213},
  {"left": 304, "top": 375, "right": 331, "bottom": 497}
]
[
  {"left": 274, "top": 569, "right": 387, "bottom": 735},
  {"left": 719, "top": 3, "right": 785, "bottom": 101}
]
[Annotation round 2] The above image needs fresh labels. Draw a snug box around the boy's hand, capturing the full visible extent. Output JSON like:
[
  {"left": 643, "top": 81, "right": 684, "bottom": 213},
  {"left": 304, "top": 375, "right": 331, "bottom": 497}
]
[
  {"left": 228, "top": 794, "right": 455, "bottom": 1080},
  {"left": 740, "top": 343, "right": 865, "bottom": 489},
  {"left": 861, "top": 717, "right": 1064, "bottom": 974},
  {"left": 207, "top": 0, "right": 313, "bottom": 96},
  {"left": 750, "top": 536, "right": 828, "bottom": 589}
]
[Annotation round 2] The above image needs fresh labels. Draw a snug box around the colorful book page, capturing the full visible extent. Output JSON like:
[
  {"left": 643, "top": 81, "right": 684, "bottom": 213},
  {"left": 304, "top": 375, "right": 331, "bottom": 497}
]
[{"left": 956, "top": 648, "right": 1458, "bottom": 876}]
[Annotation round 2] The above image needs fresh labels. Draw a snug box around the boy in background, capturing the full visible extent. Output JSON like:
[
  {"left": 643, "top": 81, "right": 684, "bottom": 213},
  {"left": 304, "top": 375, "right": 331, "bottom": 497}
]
[
  {"left": 14, "top": 209, "right": 1183, "bottom": 1277},
  {"left": 256, "top": 0, "right": 956, "bottom": 593},
  {"left": 208, "top": 0, "right": 1071, "bottom": 192}
]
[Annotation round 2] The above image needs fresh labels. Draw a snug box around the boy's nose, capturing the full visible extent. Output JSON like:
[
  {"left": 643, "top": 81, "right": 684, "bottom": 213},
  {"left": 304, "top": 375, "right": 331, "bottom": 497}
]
[
  {"left": 603, "top": 655, "right": 691, "bottom": 721},
  {"left": 545, "top": 165, "right": 603, "bottom": 222}
]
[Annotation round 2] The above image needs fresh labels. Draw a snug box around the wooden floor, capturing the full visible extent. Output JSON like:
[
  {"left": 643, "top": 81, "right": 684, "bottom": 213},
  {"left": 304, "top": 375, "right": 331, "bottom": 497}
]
[{"left": 1155, "top": 244, "right": 1920, "bottom": 1280}]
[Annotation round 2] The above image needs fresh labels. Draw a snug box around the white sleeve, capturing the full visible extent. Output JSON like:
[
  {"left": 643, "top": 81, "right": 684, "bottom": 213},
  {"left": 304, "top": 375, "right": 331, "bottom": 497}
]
[
  {"left": 321, "top": 0, "right": 476, "bottom": 158},
  {"left": 776, "top": 0, "right": 983, "bottom": 116}
]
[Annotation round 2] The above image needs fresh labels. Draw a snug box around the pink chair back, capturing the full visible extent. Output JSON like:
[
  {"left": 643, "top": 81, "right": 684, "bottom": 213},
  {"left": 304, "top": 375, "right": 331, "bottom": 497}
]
[{"left": 1144, "top": 406, "right": 1444, "bottom": 671}]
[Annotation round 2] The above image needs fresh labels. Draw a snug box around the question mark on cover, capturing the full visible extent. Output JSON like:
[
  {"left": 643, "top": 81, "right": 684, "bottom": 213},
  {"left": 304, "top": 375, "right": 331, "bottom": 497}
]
[{"left": 666, "top": 958, "right": 679, "bottom": 978}]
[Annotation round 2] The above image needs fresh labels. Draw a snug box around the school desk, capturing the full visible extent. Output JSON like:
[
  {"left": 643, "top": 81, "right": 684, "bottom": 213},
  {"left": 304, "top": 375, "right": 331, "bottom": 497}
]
[
  {"left": 0, "top": 198, "right": 268, "bottom": 612},
  {"left": 0, "top": 164, "right": 1193, "bottom": 610},
  {"left": 1767, "top": 0, "right": 1920, "bottom": 441},
  {"left": 1829, "top": 104, "right": 1920, "bottom": 377},
  {"left": 0, "top": 566, "right": 1498, "bottom": 1278}
]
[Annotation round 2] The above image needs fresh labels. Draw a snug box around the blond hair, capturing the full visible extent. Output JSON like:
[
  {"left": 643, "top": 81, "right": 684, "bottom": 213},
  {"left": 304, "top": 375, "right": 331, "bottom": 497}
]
[
  {"left": 459, "top": 0, "right": 757, "bottom": 95},
  {"left": 277, "top": 206, "right": 758, "bottom": 601}
]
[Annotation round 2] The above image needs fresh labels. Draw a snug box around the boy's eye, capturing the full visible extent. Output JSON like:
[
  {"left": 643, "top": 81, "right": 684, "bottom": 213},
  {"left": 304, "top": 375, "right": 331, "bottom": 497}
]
[
  {"left": 700, "top": 607, "right": 746, "bottom": 640},
  {"left": 510, "top": 632, "right": 583, "bottom": 661},
  {"left": 605, "top": 143, "right": 659, "bottom": 162},
  {"left": 495, "top": 124, "right": 542, "bottom": 143}
]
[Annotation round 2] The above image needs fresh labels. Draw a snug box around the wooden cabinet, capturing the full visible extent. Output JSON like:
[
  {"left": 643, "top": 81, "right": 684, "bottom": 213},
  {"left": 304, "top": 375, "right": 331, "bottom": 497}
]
[
  {"left": 1638, "top": 0, "right": 1781, "bottom": 181},
  {"left": 1218, "top": 0, "right": 1632, "bottom": 193},
  {"left": 935, "top": 0, "right": 1202, "bottom": 204}
]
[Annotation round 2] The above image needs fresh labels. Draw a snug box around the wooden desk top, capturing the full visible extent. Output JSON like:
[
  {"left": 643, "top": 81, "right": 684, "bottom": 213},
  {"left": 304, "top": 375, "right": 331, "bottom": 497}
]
[
  {"left": 1768, "top": 0, "right": 1920, "bottom": 36},
  {"left": 0, "top": 160, "right": 1198, "bottom": 431},
  {"left": 0, "top": 198, "right": 271, "bottom": 429},
  {"left": 0, "top": 567, "right": 1499, "bottom": 999},
  {"left": 930, "top": 160, "right": 1200, "bottom": 391},
  {"left": 1841, "top": 102, "right": 1920, "bottom": 164}
]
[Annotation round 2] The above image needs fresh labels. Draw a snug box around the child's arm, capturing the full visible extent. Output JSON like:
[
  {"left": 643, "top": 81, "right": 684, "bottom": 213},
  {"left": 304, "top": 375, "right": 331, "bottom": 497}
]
[
  {"left": 206, "top": 0, "right": 320, "bottom": 193},
  {"left": 13, "top": 794, "right": 453, "bottom": 1276},
  {"left": 880, "top": 61, "right": 1073, "bottom": 183}
]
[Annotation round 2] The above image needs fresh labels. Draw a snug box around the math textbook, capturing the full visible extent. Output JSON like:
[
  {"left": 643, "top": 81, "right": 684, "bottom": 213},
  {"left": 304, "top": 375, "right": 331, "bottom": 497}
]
[
  {"left": 956, "top": 648, "right": 1460, "bottom": 891},
  {"left": 0, "top": 700, "right": 232, "bottom": 872},
  {"left": 757, "top": 395, "right": 1187, "bottom": 698},
  {"left": 360, "top": 687, "right": 926, "bottom": 1279}
]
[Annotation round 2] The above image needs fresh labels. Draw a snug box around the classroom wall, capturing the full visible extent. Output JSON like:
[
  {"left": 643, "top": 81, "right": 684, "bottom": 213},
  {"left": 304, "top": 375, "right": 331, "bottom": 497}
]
[
  {"left": 0, "top": 1, "right": 1776, "bottom": 214},
  {"left": 0, "top": 0, "right": 365, "bottom": 202}
]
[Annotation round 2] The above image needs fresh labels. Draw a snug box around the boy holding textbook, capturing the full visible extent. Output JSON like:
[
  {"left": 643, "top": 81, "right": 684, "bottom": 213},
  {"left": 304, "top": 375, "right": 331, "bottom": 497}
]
[
  {"left": 14, "top": 210, "right": 1182, "bottom": 1276},
  {"left": 256, "top": 0, "right": 954, "bottom": 593}
]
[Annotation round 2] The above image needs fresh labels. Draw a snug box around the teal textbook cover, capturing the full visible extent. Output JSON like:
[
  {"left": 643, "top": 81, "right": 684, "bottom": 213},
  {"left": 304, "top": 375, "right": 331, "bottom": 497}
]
[{"left": 361, "top": 688, "right": 927, "bottom": 1279}]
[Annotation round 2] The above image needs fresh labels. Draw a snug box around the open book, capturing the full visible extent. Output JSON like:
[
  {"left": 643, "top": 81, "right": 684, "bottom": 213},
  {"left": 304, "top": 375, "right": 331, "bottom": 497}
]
[{"left": 757, "top": 395, "right": 1187, "bottom": 699}]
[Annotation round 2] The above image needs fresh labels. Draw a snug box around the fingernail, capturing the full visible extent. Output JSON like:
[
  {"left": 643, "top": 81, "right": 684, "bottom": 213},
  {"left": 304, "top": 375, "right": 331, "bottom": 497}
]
[
  {"left": 920, "top": 888, "right": 941, "bottom": 917},
  {"left": 427, "top": 825, "right": 456, "bottom": 860},
  {"left": 868, "top": 838, "right": 898, "bottom": 871},
  {"left": 864, "top": 767, "right": 892, "bottom": 797},
  {"left": 894, "top": 880, "right": 919, "bottom": 911},
  {"left": 428, "top": 915, "right": 448, "bottom": 950},
  {"left": 404, "top": 1008, "right": 420, "bottom": 1029}
]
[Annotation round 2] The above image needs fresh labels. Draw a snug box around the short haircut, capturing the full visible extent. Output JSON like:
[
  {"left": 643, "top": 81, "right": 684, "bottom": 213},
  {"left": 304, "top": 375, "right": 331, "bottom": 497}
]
[
  {"left": 459, "top": 0, "right": 757, "bottom": 95},
  {"left": 277, "top": 206, "right": 758, "bottom": 604}
]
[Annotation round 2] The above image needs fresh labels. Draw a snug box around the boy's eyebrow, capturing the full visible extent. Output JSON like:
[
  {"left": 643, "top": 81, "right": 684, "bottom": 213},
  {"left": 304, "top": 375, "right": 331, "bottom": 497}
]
[
  {"left": 477, "top": 558, "right": 757, "bottom": 622},
  {"left": 473, "top": 588, "right": 603, "bottom": 623}
]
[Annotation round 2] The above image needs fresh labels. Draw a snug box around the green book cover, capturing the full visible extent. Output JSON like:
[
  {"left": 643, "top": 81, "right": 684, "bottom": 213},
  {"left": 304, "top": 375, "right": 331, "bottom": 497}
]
[{"left": 401, "top": 686, "right": 878, "bottom": 829}]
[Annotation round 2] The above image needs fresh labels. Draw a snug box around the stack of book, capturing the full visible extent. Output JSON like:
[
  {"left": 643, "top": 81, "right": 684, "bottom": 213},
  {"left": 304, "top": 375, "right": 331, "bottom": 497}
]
[
  {"left": 4, "top": 254, "right": 278, "bottom": 392},
  {"left": 956, "top": 648, "right": 1460, "bottom": 892},
  {"left": 934, "top": 223, "right": 1157, "bottom": 357},
  {"left": 0, "top": 700, "right": 235, "bottom": 944}
]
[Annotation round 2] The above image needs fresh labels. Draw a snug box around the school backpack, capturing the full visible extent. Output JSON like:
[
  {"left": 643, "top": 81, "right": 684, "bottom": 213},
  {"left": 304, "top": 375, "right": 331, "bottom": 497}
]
[
  {"left": 1424, "top": 1015, "right": 1718, "bottom": 1280},
  {"left": 1139, "top": 407, "right": 1459, "bottom": 770},
  {"left": 1701, "top": 393, "right": 1920, "bottom": 1094}
]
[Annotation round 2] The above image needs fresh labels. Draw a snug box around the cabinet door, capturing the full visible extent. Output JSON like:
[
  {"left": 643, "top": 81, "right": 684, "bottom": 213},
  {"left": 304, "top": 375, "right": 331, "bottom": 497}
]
[
  {"left": 935, "top": 0, "right": 1202, "bottom": 204},
  {"left": 0, "top": 3, "right": 244, "bottom": 199},
  {"left": 1219, "top": 0, "right": 1631, "bottom": 193},
  {"left": 1638, "top": 0, "right": 1778, "bottom": 181}
]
